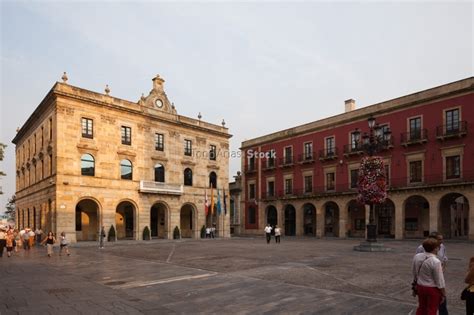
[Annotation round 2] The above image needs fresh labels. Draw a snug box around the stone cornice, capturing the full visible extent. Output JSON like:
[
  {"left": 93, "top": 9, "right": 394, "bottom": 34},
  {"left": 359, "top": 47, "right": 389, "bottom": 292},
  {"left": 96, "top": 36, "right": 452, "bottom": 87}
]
[
  {"left": 13, "top": 81, "right": 232, "bottom": 145},
  {"left": 241, "top": 77, "right": 474, "bottom": 149}
]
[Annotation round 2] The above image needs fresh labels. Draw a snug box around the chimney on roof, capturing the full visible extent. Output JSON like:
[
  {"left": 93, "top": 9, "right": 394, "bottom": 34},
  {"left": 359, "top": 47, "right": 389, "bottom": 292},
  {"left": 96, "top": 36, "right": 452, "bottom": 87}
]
[{"left": 345, "top": 99, "right": 356, "bottom": 113}]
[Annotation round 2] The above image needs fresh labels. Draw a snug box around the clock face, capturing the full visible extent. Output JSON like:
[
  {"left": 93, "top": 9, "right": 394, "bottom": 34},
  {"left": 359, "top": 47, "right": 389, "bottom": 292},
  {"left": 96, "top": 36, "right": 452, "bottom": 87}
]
[{"left": 155, "top": 99, "right": 163, "bottom": 108}]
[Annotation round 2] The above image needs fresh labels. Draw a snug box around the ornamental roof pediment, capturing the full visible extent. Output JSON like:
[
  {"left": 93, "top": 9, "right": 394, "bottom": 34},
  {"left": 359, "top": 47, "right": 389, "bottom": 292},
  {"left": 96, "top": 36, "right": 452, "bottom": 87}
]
[{"left": 138, "top": 75, "right": 177, "bottom": 115}]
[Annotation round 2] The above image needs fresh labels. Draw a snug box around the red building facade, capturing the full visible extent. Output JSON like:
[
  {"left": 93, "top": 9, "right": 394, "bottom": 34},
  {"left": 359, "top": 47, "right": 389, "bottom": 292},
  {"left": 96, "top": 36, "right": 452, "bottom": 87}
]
[{"left": 240, "top": 77, "right": 474, "bottom": 240}]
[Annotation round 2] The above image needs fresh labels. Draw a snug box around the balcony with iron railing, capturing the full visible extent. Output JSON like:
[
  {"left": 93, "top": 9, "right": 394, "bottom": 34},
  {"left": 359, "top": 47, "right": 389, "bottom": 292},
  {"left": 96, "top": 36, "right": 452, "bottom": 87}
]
[
  {"left": 279, "top": 156, "right": 294, "bottom": 168},
  {"left": 139, "top": 180, "right": 183, "bottom": 195},
  {"left": 400, "top": 129, "right": 428, "bottom": 147},
  {"left": 261, "top": 190, "right": 277, "bottom": 200},
  {"left": 436, "top": 121, "right": 468, "bottom": 140},
  {"left": 257, "top": 170, "right": 474, "bottom": 201},
  {"left": 298, "top": 152, "right": 316, "bottom": 164},
  {"left": 319, "top": 147, "right": 338, "bottom": 161},
  {"left": 262, "top": 159, "right": 277, "bottom": 171},
  {"left": 343, "top": 143, "right": 364, "bottom": 157},
  {"left": 245, "top": 163, "right": 257, "bottom": 174}
]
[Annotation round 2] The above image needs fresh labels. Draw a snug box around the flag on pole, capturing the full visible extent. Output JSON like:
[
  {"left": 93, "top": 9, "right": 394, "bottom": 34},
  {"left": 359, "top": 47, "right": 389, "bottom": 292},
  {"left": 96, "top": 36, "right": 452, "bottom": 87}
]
[
  {"left": 217, "top": 189, "right": 222, "bottom": 215},
  {"left": 223, "top": 188, "right": 227, "bottom": 215},
  {"left": 210, "top": 185, "right": 215, "bottom": 215},
  {"left": 204, "top": 189, "right": 209, "bottom": 216}
]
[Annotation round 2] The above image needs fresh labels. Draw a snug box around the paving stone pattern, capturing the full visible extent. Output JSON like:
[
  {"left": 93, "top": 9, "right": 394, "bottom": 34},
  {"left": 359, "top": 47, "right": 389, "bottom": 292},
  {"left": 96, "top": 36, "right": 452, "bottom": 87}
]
[{"left": 1, "top": 238, "right": 471, "bottom": 314}]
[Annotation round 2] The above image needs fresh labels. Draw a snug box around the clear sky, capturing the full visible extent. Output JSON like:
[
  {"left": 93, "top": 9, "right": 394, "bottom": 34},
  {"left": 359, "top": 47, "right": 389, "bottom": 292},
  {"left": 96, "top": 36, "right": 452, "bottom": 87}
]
[{"left": 0, "top": 1, "right": 472, "bottom": 214}]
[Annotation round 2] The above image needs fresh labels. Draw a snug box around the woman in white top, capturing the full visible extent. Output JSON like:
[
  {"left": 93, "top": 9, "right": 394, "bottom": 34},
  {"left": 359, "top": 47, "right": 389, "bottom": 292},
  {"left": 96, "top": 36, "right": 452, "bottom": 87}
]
[
  {"left": 274, "top": 225, "right": 281, "bottom": 243},
  {"left": 412, "top": 238, "right": 446, "bottom": 315}
]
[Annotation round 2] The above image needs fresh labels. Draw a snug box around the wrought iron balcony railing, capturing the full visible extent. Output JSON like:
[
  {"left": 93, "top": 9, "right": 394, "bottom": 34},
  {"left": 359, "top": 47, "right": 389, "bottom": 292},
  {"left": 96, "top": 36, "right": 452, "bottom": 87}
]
[
  {"left": 262, "top": 159, "right": 277, "bottom": 171},
  {"left": 279, "top": 156, "right": 294, "bottom": 167},
  {"left": 255, "top": 170, "right": 474, "bottom": 201},
  {"left": 400, "top": 129, "right": 428, "bottom": 147},
  {"left": 343, "top": 143, "right": 364, "bottom": 156},
  {"left": 436, "top": 121, "right": 467, "bottom": 140},
  {"left": 298, "top": 152, "right": 316, "bottom": 163},
  {"left": 319, "top": 147, "right": 338, "bottom": 161},
  {"left": 245, "top": 164, "right": 257, "bottom": 173}
]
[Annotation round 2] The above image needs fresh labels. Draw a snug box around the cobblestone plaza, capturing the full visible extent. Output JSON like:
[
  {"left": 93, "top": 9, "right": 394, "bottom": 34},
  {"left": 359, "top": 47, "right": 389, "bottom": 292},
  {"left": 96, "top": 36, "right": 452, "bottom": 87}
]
[{"left": 2, "top": 238, "right": 472, "bottom": 314}]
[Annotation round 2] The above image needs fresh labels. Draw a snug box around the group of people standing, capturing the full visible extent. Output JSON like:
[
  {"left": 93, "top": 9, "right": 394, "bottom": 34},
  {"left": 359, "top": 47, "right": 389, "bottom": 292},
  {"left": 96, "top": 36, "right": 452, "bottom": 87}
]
[
  {"left": 205, "top": 226, "right": 217, "bottom": 238},
  {"left": 0, "top": 225, "right": 70, "bottom": 258},
  {"left": 412, "top": 232, "right": 473, "bottom": 315},
  {"left": 264, "top": 224, "right": 281, "bottom": 244}
]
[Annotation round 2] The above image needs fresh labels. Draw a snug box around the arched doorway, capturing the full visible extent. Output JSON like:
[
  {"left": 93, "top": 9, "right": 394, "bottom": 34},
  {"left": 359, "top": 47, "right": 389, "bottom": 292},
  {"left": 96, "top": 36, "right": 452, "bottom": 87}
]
[
  {"left": 404, "top": 195, "right": 430, "bottom": 239},
  {"left": 116, "top": 201, "right": 136, "bottom": 240},
  {"left": 76, "top": 199, "right": 100, "bottom": 241},
  {"left": 375, "top": 199, "right": 395, "bottom": 238},
  {"left": 266, "top": 205, "right": 278, "bottom": 227},
  {"left": 284, "top": 204, "right": 296, "bottom": 236},
  {"left": 439, "top": 193, "right": 469, "bottom": 239},
  {"left": 150, "top": 202, "right": 168, "bottom": 239},
  {"left": 324, "top": 202, "right": 339, "bottom": 237},
  {"left": 303, "top": 203, "right": 316, "bottom": 236},
  {"left": 180, "top": 204, "right": 195, "bottom": 238},
  {"left": 347, "top": 200, "right": 365, "bottom": 238}
]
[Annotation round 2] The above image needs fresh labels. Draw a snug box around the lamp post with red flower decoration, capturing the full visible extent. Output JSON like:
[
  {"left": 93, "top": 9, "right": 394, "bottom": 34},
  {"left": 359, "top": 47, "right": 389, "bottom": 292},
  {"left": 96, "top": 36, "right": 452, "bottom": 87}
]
[{"left": 353, "top": 116, "right": 392, "bottom": 246}]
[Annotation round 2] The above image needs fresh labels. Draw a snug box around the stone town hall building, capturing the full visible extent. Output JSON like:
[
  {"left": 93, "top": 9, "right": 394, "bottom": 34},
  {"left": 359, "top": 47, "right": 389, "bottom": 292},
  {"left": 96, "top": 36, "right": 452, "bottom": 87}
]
[
  {"left": 240, "top": 77, "right": 473, "bottom": 240},
  {"left": 13, "top": 74, "right": 231, "bottom": 242}
]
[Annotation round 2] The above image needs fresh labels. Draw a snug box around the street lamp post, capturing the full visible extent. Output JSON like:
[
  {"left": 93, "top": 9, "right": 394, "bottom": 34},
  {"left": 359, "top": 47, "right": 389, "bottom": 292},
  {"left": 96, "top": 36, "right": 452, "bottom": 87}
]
[{"left": 353, "top": 116, "right": 392, "bottom": 244}]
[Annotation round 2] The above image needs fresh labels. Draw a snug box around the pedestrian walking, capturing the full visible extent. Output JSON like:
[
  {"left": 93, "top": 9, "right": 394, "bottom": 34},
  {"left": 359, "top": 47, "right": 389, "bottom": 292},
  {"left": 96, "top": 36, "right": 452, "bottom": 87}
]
[
  {"left": 211, "top": 225, "right": 216, "bottom": 239},
  {"left": 14, "top": 229, "right": 20, "bottom": 252},
  {"left": 205, "top": 227, "right": 211, "bottom": 238},
  {"left": 99, "top": 226, "right": 106, "bottom": 249},
  {"left": 5, "top": 230, "right": 15, "bottom": 257},
  {"left": 41, "top": 231, "right": 56, "bottom": 257},
  {"left": 0, "top": 225, "right": 6, "bottom": 258},
  {"left": 462, "top": 257, "right": 474, "bottom": 315},
  {"left": 264, "top": 224, "right": 272, "bottom": 244},
  {"left": 412, "top": 237, "right": 446, "bottom": 315},
  {"left": 415, "top": 232, "right": 449, "bottom": 315},
  {"left": 22, "top": 228, "right": 31, "bottom": 250},
  {"left": 59, "top": 232, "right": 70, "bottom": 256},
  {"left": 28, "top": 228, "right": 35, "bottom": 248},
  {"left": 274, "top": 225, "right": 281, "bottom": 243}
]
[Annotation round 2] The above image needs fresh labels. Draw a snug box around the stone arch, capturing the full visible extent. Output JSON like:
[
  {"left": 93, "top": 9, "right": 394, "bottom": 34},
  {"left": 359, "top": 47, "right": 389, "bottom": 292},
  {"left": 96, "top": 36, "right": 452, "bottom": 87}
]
[
  {"left": 284, "top": 204, "right": 296, "bottom": 236},
  {"left": 116, "top": 199, "right": 138, "bottom": 240},
  {"left": 375, "top": 198, "right": 395, "bottom": 238},
  {"left": 347, "top": 199, "right": 365, "bottom": 238},
  {"left": 302, "top": 203, "right": 317, "bottom": 236},
  {"left": 150, "top": 201, "right": 170, "bottom": 239},
  {"left": 403, "top": 195, "right": 430, "bottom": 239},
  {"left": 180, "top": 203, "right": 197, "bottom": 238},
  {"left": 439, "top": 193, "right": 469, "bottom": 239},
  {"left": 76, "top": 198, "right": 101, "bottom": 241},
  {"left": 323, "top": 201, "right": 340, "bottom": 237}
]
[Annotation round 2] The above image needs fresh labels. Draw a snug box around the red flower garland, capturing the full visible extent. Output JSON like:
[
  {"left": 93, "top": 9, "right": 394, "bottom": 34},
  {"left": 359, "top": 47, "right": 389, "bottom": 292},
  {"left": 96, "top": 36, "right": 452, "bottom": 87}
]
[{"left": 357, "top": 156, "right": 387, "bottom": 205}]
